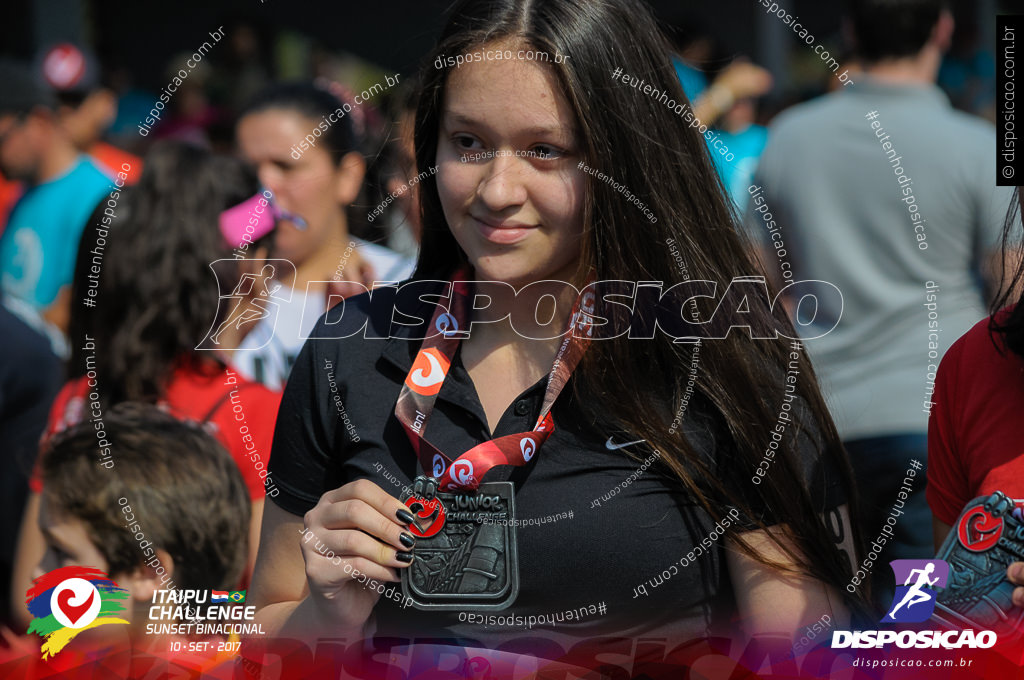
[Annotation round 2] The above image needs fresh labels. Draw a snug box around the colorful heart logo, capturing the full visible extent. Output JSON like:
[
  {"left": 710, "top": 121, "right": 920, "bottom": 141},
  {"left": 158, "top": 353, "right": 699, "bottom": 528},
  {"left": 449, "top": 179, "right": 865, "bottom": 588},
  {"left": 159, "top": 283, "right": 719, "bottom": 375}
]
[
  {"left": 405, "top": 496, "right": 446, "bottom": 538},
  {"left": 49, "top": 578, "right": 101, "bottom": 629},
  {"left": 27, "top": 567, "right": 129, "bottom": 659}
]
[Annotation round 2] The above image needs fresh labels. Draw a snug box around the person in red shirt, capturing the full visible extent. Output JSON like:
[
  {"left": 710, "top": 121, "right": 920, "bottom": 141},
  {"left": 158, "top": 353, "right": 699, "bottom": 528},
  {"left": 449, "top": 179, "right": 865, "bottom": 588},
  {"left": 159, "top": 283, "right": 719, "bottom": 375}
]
[
  {"left": 927, "top": 309, "right": 1024, "bottom": 530},
  {"left": 9, "top": 141, "right": 280, "bottom": 629},
  {"left": 928, "top": 185, "right": 1024, "bottom": 608}
]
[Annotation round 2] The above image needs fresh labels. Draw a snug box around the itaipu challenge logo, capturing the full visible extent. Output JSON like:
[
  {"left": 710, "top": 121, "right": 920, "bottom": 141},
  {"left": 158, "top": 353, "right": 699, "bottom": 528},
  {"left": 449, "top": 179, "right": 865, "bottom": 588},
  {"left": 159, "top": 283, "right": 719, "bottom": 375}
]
[{"left": 25, "top": 566, "right": 129, "bottom": 658}]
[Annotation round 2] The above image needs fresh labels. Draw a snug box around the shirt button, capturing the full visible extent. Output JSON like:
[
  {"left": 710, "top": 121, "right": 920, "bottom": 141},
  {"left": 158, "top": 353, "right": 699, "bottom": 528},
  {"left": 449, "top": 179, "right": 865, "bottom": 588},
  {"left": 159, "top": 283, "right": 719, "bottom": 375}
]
[{"left": 514, "top": 400, "right": 531, "bottom": 416}]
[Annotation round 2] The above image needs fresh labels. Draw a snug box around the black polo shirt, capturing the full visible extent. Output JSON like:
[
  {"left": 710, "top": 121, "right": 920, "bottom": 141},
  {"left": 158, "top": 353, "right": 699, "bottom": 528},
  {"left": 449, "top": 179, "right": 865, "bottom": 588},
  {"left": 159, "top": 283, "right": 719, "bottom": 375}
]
[{"left": 268, "top": 280, "right": 844, "bottom": 652}]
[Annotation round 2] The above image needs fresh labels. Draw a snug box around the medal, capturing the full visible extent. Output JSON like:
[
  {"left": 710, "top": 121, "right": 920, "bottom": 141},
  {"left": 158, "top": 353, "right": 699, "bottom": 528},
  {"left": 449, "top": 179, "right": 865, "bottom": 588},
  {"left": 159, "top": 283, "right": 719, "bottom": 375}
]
[
  {"left": 393, "top": 273, "right": 593, "bottom": 610},
  {"left": 400, "top": 475, "right": 518, "bottom": 609},
  {"left": 932, "top": 491, "right": 1024, "bottom": 638}
]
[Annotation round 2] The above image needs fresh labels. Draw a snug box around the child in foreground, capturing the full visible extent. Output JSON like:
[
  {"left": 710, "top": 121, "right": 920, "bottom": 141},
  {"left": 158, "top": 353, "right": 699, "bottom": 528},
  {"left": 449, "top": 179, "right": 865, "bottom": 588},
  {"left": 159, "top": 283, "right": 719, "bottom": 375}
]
[{"left": 33, "top": 403, "right": 250, "bottom": 673}]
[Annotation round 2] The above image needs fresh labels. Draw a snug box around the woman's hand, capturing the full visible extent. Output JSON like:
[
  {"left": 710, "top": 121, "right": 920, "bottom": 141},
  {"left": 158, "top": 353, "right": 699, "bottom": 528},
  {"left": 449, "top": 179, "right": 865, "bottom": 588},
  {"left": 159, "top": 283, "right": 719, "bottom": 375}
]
[
  {"left": 1007, "top": 563, "right": 1024, "bottom": 608},
  {"left": 712, "top": 60, "right": 773, "bottom": 103},
  {"left": 299, "top": 479, "right": 418, "bottom": 631}
]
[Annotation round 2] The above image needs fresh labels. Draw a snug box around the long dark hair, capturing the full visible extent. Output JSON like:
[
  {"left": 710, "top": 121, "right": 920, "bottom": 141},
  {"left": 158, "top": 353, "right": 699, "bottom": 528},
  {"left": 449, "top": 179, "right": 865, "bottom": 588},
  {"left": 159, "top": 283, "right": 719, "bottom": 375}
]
[
  {"left": 989, "top": 186, "right": 1024, "bottom": 356},
  {"left": 89, "top": 141, "right": 257, "bottom": 404},
  {"left": 413, "top": 0, "right": 870, "bottom": 620}
]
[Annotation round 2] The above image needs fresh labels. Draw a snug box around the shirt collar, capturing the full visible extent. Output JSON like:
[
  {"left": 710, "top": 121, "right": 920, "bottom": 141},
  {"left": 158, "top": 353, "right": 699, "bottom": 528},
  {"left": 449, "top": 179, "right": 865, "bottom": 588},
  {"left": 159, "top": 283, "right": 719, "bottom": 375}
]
[
  {"left": 378, "top": 279, "right": 448, "bottom": 374},
  {"left": 843, "top": 75, "right": 949, "bottom": 107},
  {"left": 376, "top": 279, "right": 551, "bottom": 433}
]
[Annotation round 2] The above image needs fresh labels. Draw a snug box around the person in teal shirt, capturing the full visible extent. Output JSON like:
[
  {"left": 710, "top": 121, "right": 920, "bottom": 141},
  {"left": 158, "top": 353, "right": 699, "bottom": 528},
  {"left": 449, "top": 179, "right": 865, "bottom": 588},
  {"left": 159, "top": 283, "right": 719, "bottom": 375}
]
[
  {"left": 710, "top": 98, "right": 768, "bottom": 213},
  {"left": 0, "top": 62, "right": 113, "bottom": 328}
]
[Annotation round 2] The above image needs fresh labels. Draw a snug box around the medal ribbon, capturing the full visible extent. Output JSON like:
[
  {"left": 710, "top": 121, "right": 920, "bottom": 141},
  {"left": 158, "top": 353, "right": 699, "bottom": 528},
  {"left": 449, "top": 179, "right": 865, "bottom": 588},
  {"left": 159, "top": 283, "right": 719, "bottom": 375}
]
[{"left": 394, "top": 270, "right": 594, "bottom": 491}]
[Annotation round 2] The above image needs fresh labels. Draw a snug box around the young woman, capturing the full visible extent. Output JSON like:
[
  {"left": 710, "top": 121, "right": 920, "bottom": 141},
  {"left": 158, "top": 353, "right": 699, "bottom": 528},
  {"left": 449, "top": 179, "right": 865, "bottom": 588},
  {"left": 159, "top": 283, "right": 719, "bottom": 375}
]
[
  {"left": 929, "top": 186, "right": 1024, "bottom": 606},
  {"left": 231, "top": 83, "right": 414, "bottom": 390},
  {"left": 250, "top": 0, "right": 868, "bottom": 667},
  {"left": 10, "top": 142, "right": 281, "bottom": 627}
]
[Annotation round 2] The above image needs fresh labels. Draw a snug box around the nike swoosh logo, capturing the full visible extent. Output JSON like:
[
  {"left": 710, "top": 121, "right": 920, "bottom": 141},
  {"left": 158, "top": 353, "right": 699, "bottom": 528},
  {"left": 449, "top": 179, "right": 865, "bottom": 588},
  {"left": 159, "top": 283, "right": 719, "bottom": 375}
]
[
  {"left": 605, "top": 437, "right": 645, "bottom": 450},
  {"left": 411, "top": 351, "right": 445, "bottom": 387}
]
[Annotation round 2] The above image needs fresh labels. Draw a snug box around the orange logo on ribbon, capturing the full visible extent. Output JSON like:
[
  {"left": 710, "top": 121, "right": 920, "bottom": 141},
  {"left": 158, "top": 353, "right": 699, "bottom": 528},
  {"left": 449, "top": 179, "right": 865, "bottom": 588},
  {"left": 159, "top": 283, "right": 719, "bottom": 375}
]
[{"left": 406, "top": 347, "right": 450, "bottom": 396}]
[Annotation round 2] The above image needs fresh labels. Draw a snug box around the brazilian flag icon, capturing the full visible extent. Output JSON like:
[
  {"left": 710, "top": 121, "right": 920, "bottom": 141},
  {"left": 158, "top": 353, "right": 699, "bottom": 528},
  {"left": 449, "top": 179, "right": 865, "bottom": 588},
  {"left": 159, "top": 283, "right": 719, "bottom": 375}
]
[{"left": 229, "top": 590, "right": 246, "bottom": 603}]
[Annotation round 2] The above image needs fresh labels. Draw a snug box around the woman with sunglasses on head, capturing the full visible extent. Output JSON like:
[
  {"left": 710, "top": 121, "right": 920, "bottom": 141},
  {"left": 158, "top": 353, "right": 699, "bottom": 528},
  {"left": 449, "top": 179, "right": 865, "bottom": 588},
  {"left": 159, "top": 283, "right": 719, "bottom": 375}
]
[{"left": 249, "top": 0, "right": 869, "bottom": 671}]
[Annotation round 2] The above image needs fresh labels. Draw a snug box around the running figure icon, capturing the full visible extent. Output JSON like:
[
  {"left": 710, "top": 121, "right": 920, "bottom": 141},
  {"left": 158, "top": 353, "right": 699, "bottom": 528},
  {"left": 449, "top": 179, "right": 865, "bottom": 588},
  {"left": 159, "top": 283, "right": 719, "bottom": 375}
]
[
  {"left": 210, "top": 264, "right": 281, "bottom": 345},
  {"left": 882, "top": 559, "right": 949, "bottom": 623},
  {"left": 888, "top": 563, "right": 939, "bottom": 619}
]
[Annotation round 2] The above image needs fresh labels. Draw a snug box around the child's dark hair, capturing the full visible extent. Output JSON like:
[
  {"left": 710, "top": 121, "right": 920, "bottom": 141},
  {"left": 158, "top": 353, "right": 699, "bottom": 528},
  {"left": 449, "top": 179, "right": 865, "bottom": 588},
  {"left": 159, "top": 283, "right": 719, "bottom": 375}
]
[{"left": 40, "top": 402, "right": 250, "bottom": 590}]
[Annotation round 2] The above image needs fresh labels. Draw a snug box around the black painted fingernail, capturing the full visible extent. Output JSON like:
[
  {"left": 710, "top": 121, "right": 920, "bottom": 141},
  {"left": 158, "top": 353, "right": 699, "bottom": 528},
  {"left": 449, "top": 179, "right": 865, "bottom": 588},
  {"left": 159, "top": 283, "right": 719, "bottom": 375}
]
[
  {"left": 396, "top": 551, "right": 414, "bottom": 563},
  {"left": 396, "top": 508, "right": 416, "bottom": 525},
  {"left": 400, "top": 532, "right": 416, "bottom": 548}
]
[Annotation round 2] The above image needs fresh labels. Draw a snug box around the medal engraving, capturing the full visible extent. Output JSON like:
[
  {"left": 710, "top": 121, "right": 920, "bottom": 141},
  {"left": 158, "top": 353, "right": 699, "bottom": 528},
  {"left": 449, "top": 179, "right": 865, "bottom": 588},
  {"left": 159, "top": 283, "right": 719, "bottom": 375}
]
[{"left": 400, "top": 476, "right": 519, "bottom": 610}]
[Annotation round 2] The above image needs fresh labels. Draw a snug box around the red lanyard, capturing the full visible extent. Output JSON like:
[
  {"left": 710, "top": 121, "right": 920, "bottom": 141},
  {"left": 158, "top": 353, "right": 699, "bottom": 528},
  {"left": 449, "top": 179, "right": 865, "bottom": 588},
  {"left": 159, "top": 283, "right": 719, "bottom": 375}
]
[{"left": 394, "top": 271, "right": 594, "bottom": 491}]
